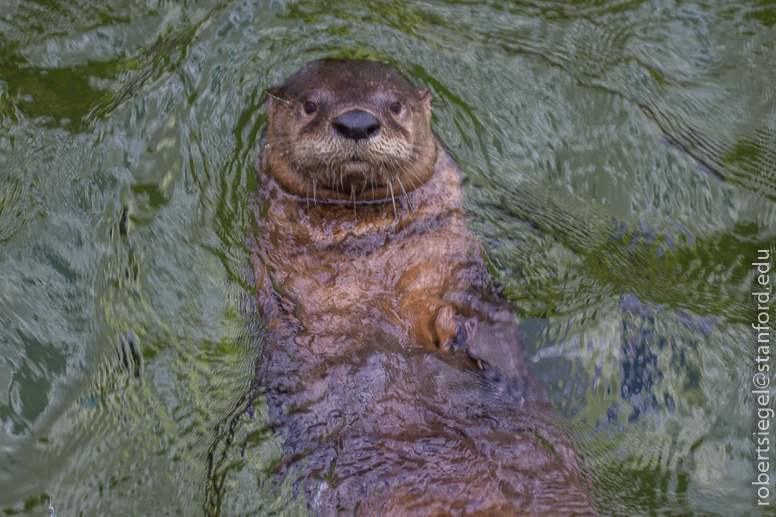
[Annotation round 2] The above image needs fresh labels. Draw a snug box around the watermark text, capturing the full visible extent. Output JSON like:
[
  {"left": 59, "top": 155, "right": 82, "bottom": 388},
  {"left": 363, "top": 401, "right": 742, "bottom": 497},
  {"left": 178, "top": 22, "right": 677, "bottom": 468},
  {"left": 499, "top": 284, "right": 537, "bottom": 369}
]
[{"left": 753, "top": 249, "right": 772, "bottom": 506}]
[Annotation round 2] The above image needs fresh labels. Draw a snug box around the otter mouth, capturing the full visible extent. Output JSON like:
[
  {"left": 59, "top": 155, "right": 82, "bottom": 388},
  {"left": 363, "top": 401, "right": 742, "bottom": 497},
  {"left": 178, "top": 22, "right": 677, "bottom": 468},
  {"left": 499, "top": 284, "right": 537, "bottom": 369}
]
[{"left": 340, "top": 158, "right": 370, "bottom": 172}]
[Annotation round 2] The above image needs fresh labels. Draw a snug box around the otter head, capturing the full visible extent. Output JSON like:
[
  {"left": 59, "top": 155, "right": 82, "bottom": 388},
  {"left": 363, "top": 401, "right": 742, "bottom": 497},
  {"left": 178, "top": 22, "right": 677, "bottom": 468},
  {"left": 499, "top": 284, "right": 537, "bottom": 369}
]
[{"left": 264, "top": 59, "right": 437, "bottom": 202}]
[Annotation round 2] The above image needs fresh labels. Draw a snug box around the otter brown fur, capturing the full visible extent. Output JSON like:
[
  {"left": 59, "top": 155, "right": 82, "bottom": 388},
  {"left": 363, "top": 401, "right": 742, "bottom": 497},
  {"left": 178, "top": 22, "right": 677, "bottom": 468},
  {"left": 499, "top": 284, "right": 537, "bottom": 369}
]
[{"left": 249, "top": 59, "right": 597, "bottom": 516}]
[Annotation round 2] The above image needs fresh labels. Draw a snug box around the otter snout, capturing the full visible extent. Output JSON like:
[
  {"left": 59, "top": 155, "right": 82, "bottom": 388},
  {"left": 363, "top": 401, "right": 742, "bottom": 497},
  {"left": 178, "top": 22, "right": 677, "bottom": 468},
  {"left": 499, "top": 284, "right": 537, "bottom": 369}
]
[{"left": 333, "top": 109, "right": 380, "bottom": 141}]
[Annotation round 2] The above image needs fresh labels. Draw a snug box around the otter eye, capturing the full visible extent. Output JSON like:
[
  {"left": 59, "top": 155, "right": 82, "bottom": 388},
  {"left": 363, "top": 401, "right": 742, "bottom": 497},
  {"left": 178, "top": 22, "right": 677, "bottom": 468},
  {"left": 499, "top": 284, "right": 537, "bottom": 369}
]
[
  {"left": 390, "top": 102, "right": 402, "bottom": 114},
  {"left": 303, "top": 101, "right": 317, "bottom": 114}
]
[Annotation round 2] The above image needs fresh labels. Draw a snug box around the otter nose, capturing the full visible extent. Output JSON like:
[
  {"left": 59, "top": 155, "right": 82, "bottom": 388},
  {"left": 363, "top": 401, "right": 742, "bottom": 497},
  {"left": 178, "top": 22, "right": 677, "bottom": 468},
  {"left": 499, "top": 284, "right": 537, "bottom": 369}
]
[{"left": 333, "top": 109, "right": 380, "bottom": 141}]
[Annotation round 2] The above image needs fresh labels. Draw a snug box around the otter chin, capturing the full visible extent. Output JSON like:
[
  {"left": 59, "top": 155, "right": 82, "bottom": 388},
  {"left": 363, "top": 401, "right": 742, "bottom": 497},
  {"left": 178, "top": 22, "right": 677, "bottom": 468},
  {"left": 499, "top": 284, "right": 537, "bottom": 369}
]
[
  {"left": 243, "top": 59, "right": 598, "bottom": 516},
  {"left": 264, "top": 59, "right": 437, "bottom": 203}
]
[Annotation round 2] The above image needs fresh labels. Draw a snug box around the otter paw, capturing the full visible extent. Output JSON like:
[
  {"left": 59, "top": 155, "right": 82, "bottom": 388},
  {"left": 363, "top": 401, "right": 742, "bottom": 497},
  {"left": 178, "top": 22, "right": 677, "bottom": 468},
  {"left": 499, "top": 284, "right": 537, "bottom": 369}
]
[
  {"left": 454, "top": 316, "right": 527, "bottom": 379},
  {"left": 434, "top": 305, "right": 457, "bottom": 351}
]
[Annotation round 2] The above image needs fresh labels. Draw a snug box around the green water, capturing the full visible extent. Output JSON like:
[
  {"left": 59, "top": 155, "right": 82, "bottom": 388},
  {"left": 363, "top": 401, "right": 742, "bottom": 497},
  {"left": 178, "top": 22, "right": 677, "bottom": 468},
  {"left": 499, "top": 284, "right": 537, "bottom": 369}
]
[{"left": 1, "top": 0, "right": 774, "bottom": 515}]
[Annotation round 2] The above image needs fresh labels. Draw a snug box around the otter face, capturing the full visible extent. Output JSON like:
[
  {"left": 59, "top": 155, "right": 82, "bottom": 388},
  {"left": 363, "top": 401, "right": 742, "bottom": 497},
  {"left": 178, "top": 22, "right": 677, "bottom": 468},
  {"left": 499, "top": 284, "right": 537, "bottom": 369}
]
[{"left": 265, "top": 59, "right": 437, "bottom": 202}]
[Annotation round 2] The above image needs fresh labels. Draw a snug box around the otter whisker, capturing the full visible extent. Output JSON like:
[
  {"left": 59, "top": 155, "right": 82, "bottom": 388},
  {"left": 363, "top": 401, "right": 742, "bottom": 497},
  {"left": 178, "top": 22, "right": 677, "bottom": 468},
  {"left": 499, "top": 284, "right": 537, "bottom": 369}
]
[
  {"left": 312, "top": 178, "right": 318, "bottom": 205},
  {"left": 265, "top": 90, "right": 291, "bottom": 105},
  {"left": 388, "top": 178, "right": 397, "bottom": 217},
  {"left": 395, "top": 175, "right": 414, "bottom": 213}
]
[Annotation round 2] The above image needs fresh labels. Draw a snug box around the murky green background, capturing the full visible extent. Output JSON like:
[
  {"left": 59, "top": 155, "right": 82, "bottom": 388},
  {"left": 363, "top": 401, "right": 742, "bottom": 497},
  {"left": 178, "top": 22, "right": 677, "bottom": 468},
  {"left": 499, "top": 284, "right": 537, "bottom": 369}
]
[{"left": 1, "top": 0, "right": 774, "bottom": 515}]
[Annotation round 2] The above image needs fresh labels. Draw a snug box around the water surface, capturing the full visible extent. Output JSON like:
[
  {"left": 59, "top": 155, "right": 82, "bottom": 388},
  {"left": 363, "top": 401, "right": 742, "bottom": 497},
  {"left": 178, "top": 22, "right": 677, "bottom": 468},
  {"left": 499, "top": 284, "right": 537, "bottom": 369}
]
[{"left": 1, "top": 0, "right": 774, "bottom": 515}]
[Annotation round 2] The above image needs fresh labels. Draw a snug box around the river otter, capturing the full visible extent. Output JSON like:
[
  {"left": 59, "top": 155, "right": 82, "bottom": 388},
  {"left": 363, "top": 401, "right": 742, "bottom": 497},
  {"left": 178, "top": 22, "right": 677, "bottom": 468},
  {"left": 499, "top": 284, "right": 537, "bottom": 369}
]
[{"left": 248, "top": 59, "right": 597, "bottom": 516}]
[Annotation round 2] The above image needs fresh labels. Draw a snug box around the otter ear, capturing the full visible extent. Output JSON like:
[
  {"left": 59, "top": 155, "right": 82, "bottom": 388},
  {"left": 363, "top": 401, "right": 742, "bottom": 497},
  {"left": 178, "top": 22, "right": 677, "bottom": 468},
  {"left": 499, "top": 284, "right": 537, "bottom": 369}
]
[{"left": 417, "top": 88, "right": 432, "bottom": 110}]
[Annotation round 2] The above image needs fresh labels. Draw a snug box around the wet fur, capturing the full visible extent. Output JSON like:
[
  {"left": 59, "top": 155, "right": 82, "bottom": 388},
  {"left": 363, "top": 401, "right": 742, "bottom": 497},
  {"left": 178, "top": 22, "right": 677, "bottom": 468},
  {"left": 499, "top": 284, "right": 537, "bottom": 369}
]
[{"left": 249, "top": 59, "right": 597, "bottom": 516}]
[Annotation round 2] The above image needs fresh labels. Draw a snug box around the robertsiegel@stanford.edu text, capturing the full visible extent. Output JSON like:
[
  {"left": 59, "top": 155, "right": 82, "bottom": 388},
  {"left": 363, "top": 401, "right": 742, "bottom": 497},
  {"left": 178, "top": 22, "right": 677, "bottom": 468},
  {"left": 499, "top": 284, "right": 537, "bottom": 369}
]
[{"left": 752, "top": 249, "right": 773, "bottom": 506}]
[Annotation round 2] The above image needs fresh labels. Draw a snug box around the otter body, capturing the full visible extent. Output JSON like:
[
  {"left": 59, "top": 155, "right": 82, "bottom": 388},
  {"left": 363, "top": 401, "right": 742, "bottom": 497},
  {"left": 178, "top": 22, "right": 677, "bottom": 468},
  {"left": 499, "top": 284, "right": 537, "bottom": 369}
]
[{"left": 249, "top": 60, "right": 596, "bottom": 516}]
